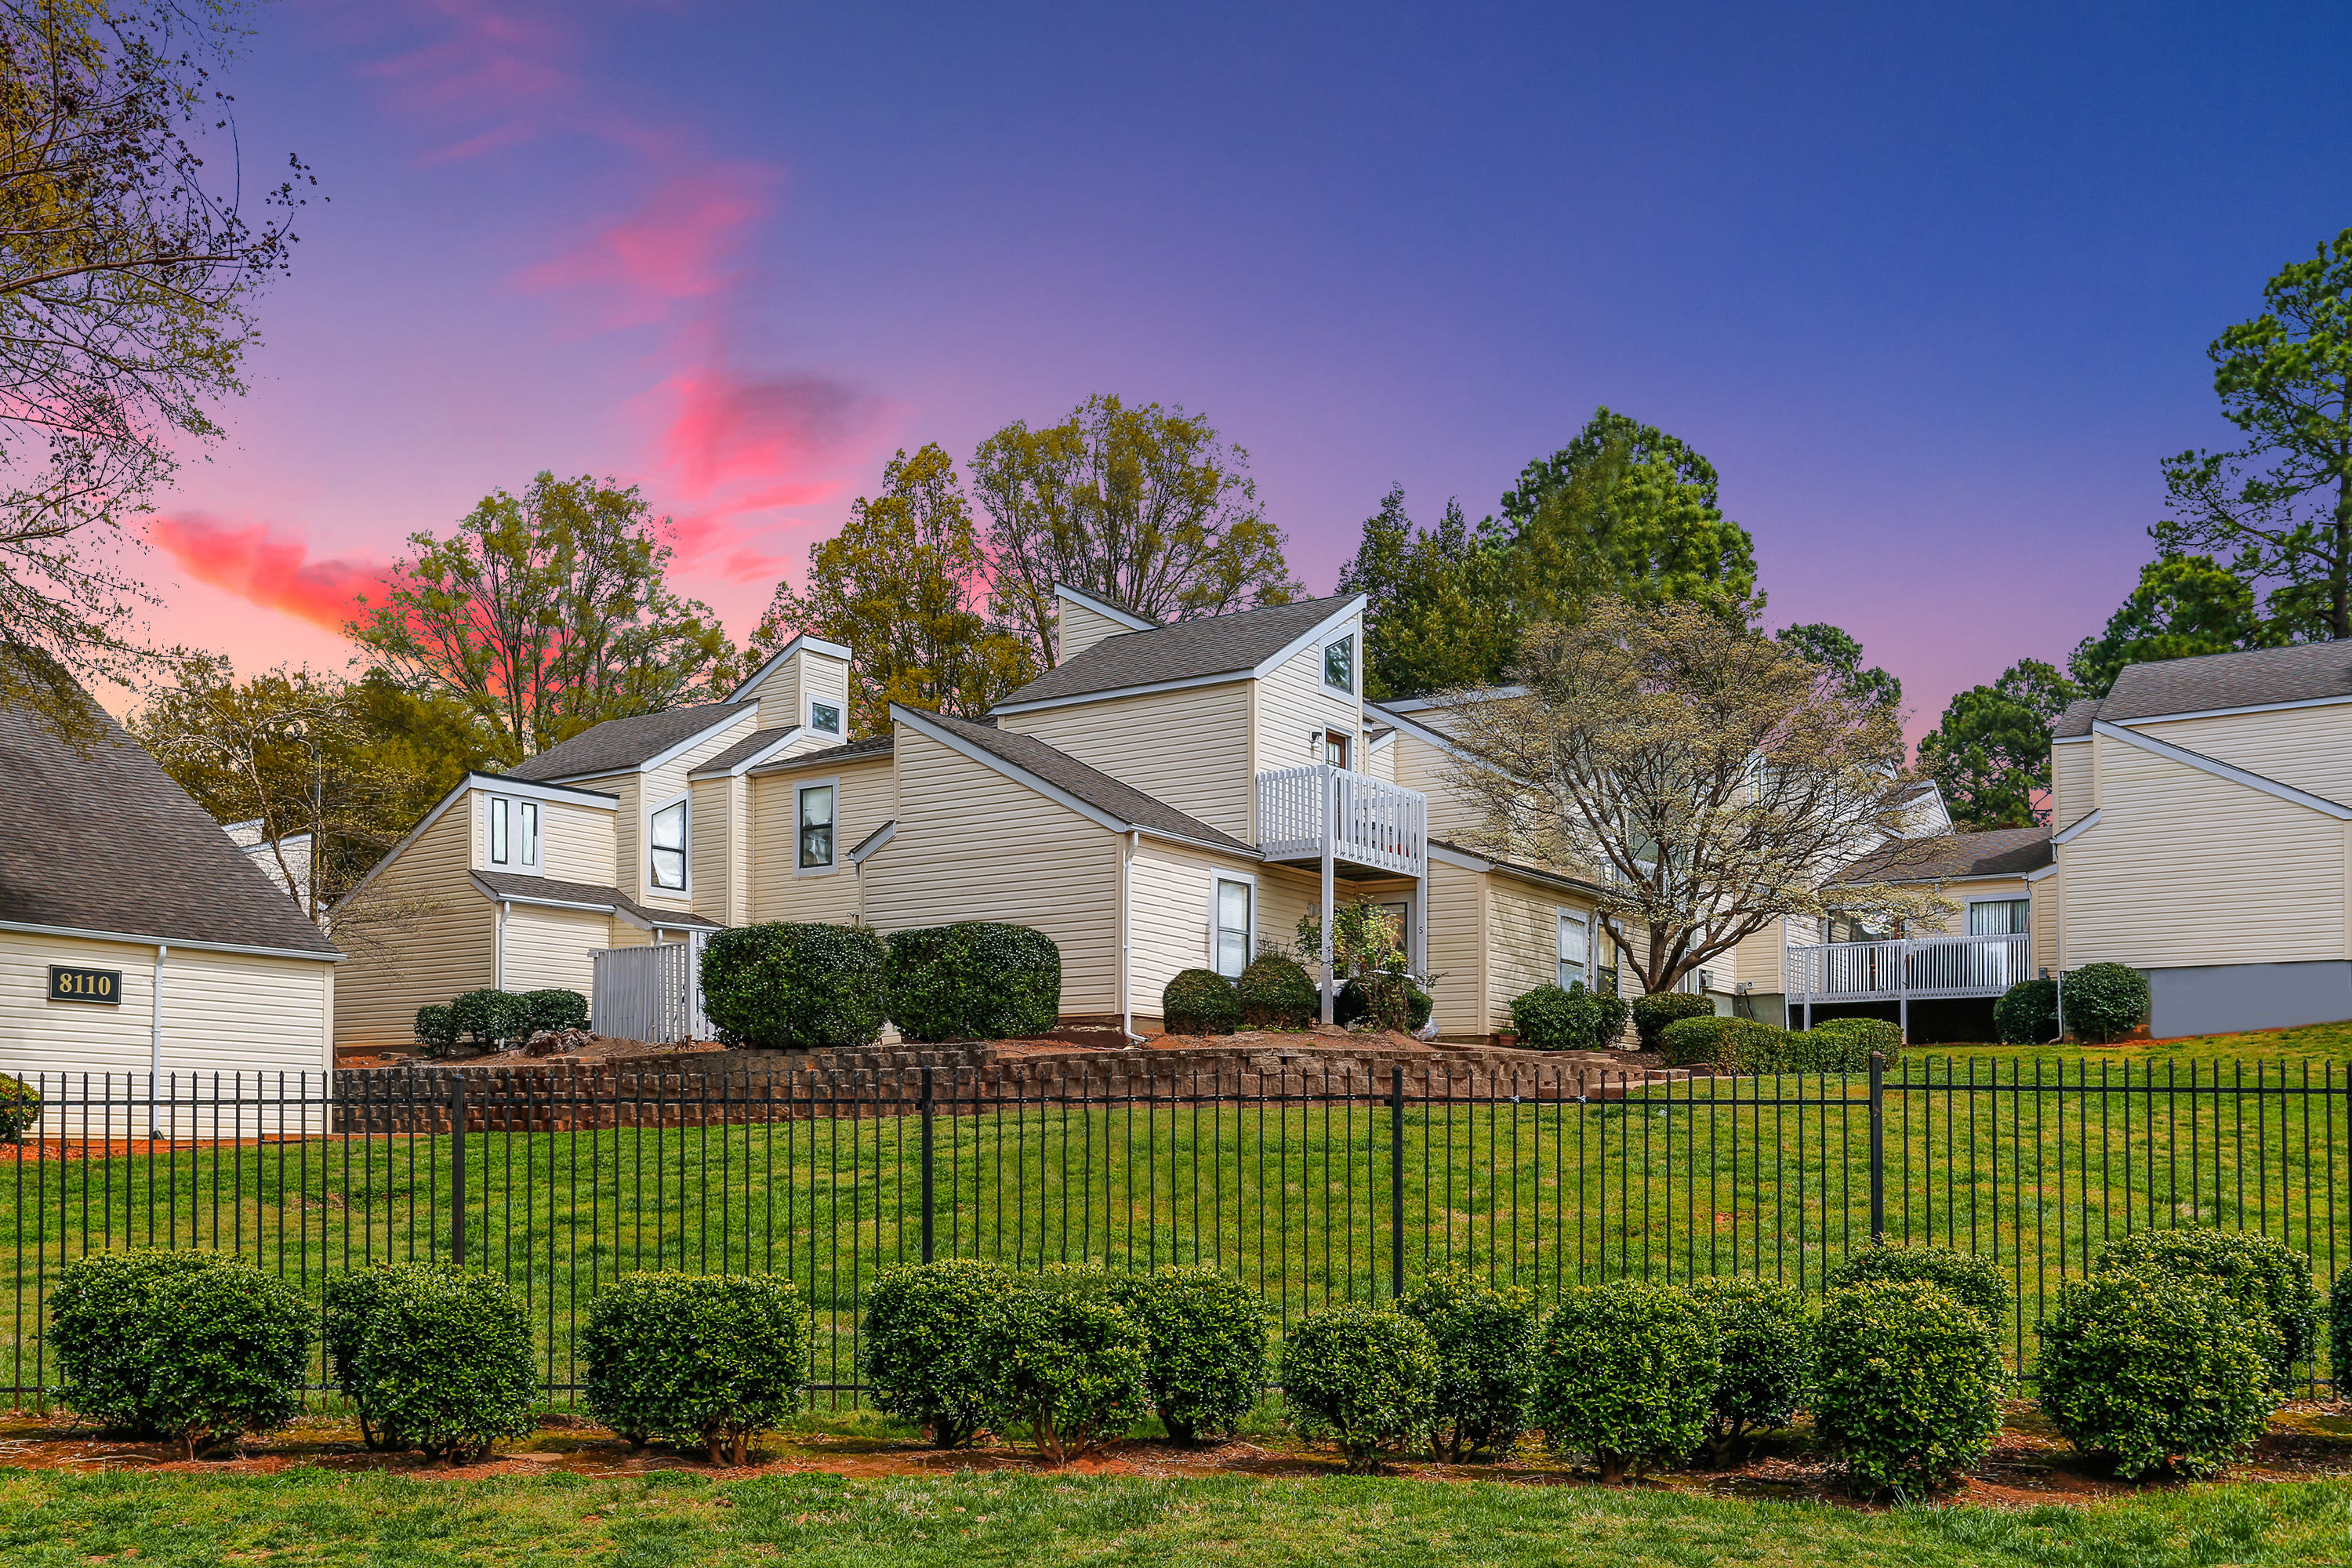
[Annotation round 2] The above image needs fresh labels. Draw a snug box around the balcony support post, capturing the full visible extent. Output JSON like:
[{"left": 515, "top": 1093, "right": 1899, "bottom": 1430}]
[{"left": 1320, "top": 769, "right": 1337, "bottom": 1025}]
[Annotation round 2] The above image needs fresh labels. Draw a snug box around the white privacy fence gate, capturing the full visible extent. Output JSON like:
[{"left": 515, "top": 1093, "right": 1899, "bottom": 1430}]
[{"left": 590, "top": 938, "right": 712, "bottom": 1045}]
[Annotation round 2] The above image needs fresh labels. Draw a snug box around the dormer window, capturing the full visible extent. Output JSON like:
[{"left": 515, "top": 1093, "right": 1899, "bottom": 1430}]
[
  {"left": 490, "top": 798, "right": 508, "bottom": 864},
  {"left": 649, "top": 797, "right": 688, "bottom": 891},
  {"left": 488, "top": 797, "right": 539, "bottom": 869},
  {"left": 1323, "top": 635, "right": 1355, "bottom": 695},
  {"left": 810, "top": 700, "right": 841, "bottom": 736},
  {"left": 517, "top": 801, "right": 539, "bottom": 866}
]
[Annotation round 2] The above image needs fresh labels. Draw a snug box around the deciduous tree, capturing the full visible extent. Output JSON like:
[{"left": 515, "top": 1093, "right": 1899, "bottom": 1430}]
[
  {"left": 971, "top": 394, "right": 1301, "bottom": 664},
  {"left": 1916, "top": 659, "right": 2079, "bottom": 829},
  {"left": 752, "top": 443, "right": 1036, "bottom": 736},
  {"left": 1439, "top": 598, "right": 1951, "bottom": 996},
  {"left": 348, "top": 473, "right": 739, "bottom": 762}
]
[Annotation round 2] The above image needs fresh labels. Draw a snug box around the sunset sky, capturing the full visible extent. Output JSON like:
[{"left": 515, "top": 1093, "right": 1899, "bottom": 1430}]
[{"left": 132, "top": 1, "right": 2352, "bottom": 737}]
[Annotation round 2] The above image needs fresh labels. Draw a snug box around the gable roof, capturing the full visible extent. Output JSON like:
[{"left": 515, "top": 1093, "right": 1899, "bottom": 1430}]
[
  {"left": 470, "top": 869, "right": 720, "bottom": 930},
  {"left": 895, "top": 706, "right": 1255, "bottom": 855},
  {"left": 688, "top": 725, "right": 797, "bottom": 778},
  {"left": 746, "top": 732, "right": 895, "bottom": 777},
  {"left": 728, "top": 634, "right": 854, "bottom": 702},
  {"left": 993, "top": 594, "right": 1362, "bottom": 710},
  {"left": 0, "top": 692, "right": 339, "bottom": 958},
  {"left": 2053, "top": 641, "right": 2352, "bottom": 736},
  {"left": 1832, "top": 826, "right": 2053, "bottom": 886},
  {"left": 503, "top": 702, "right": 749, "bottom": 782}
]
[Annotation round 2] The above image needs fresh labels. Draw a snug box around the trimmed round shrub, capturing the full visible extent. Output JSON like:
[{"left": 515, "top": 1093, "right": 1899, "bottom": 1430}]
[
  {"left": 1658, "top": 1014, "right": 1791, "bottom": 1073},
  {"left": 1532, "top": 1280, "right": 1719, "bottom": 1483},
  {"left": 1631, "top": 991, "right": 1715, "bottom": 1052},
  {"left": 1399, "top": 1262, "right": 1538, "bottom": 1461},
  {"left": 585, "top": 1272, "right": 811, "bottom": 1464},
  {"left": 51, "top": 1250, "right": 310, "bottom": 1457},
  {"left": 885, "top": 923, "right": 1062, "bottom": 1042},
  {"left": 1236, "top": 955, "right": 1317, "bottom": 1030},
  {"left": 700, "top": 923, "right": 887, "bottom": 1050},
  {"left": 1279, "top": 1304, "right": 1439, "bottom": 1473},
  {"left": 0, "top": 1072, "right": 40, "bottom": 1140},
  {"left": 1826, "top": 1244, "right": 2008, "bottom": 1327},
  {"left": 449, "top": 988, "right": 533, "bottom": 1048},
  {"left": 1107, "top": 1266, "right": 1269, "bottom": 1444},
  {"left": 1790, "top": 1016, "right": 1903, "bottom": 1071},
  {"left": 859, "top": 1258, "right": 1014, "bottom": 1447},
  {"left": 1511, "top": 983, "right": 1631, "bottom": 1052},
  {"left": 1994, "top": 978, "right": 2060, "bottom": 1045},
  {"left": 1335, "top": 972, "right": 1432, "bottom": 1032},
  {"left": 1811, "top": 1279, "right": 2005, "bottom": 1496},
  {"left": 2035, "top": 1270, "right": 2278, "bottom": 1479},
  {"left": 2063, "top": 963, "right": 2149, "bottom": 1044},
  {"left": 332, "top": 1263, "right": 539, "bottom": 1461},
  {"left": 521, "top": 988, "right": 589, "bottom": 1035},
  {"left": 1686, "top": 1276, "right": 1808, "bottom": 1464},
  {"left": 2332, "top": 1269, "right": 2352, "bottom": 1395},
  {"left": 2094, "top": 1227, "right": 2317, "bottom": 1381},
  {"left": 977, "top": 1267, "right": 1149, "bottom": 1464},
  {"left": 1162, "top": 968, "right": 1240, "bottom": 1035},
  {"left": 412, "top": 1004, "right": 464, "bottom": 1057}
]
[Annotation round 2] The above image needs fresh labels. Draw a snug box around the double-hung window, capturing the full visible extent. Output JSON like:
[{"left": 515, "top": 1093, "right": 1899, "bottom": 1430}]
[
  {"left": 1557, "top": 911, "right": 1590, "bottom": 990},
  {"left": 1213, "top": 878, "right": 1253, "bottom": 978},
  {"left": 798, "top": 784, "right": 836, "bottom": 870},
  {"left": 649, "top": 798, "right": 688, "bottom": 891}
]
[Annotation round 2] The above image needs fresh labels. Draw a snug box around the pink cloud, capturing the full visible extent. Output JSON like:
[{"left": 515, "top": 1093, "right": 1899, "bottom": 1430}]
[
  {"left": 148, "top": 514, "right": 395, "bottom": 633},
  {"left": 518, "top": 168, "right": 780, "bottom": 328}
]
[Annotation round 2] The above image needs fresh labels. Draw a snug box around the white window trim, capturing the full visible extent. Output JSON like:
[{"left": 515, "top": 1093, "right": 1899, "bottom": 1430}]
[
  {"left": 647, "top": 791, "right": 691, "bottom": 895},
  {"left": 1555, "top": 906, "right": 1592, "bottom": 991},
  {"left": 510, "top": 797, "right": 540, "bottom": 869},
  {"left": 794, "top": 775, "right": 842, "bottom": 877},
  {"left": 1962, "top": 893, "right": 2031, "bottom": 935},
  {"left": 1205, "top": 870, "right": 1258, "bottom": 976},
  {"left": 807, "top": 697, "right": 845, "bottom": 739},
  {"left": 1319, "top": 633, "right": 1357, "bottom": 698}
]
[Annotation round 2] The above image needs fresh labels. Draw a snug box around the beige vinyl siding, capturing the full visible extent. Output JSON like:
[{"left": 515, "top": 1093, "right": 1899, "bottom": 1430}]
[
  {"left": 753, "top": 661, "right": 802, "bottom": 730},
  {"left": 336, "top": 799, "right": 492, "bottom": 1047},
  {"left": 1254, "top": 864, "right": 1321, "bottom": 968},
  {"left": 793, "top": 654, "right": 852, "bottom": 747},
  {"left": 2032, "top": 874, "right": 2060, "bottom": 972},
  {"left": 1910, "top": 877, "right": 2032, "bottom": 938},
  {"left": 1426, "top": 858, "right": 1487, "bottom": 1036},
  {"left": 1254, "top": 630, "right": 1366, "bottom": 791},
  {"left": 626, "top": 717, "right": 755, "bottom": 916},
  {"left": 1729, "top": 918, "right": 1788, "bottom": 999},
  {"left": 2062, "top": 732, "right": 2347, "bottom": 967},
  {"left": 862, "top": 728, "right": 1121, "bottom": 1013},
  {"left": 690, "top": 778, "right": 734, "bottom": 924},
  {"left": 1128, "top": 844, "right": 1265, "bottom": 1025},
  {"left": 1389, "top": 731, "right": 1484, "bottom": 840},
  {"left": 2050, "top": 738, "right": 2093, "bottom": 824},
  {"left": 2129, "top": 701, "right": 2352, "bottom": 808},
  {"left": 1057, "top": 600, "right": 1138, "bottom": 662},
  {"left": 998, "top": 683, "right": 1255, "bottom": 843},
  {"left": 499, "top": 905, "right": 605, "bottom": 997},
  {"left": 1365, "top": 734, "right": 1396, "bottom": 782},
  {"left": 1486, "top": 875, "right": 1577, "bottom": 1033},
  {"left": 608, "top": 919, "right": 652, "bottom": 949},
  {"left": 538, "top": 798, "right": 617, "bottom": 884},
  {"left": 748, "top": 756, "right": 895, "bottom": 925}
]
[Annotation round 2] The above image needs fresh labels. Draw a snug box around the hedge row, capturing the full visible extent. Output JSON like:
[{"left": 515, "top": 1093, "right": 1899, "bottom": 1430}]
[
  {"left": 1995, "top": 964, "right": 2152, "bottom": 1045},
  {"left": 1160, "top": 957, "right": 1435, "bottom": 1036},
  {"left": 700, "top": 921, "right": 1062, "bottom": 1049},
  {"left": 1659, "top": 1014, "right": 1904, "bottom": 1073},
  {"left": 414, "top": 988, "right": 587, "bottom": 1055},
  {"left": 1509, "top": 983, "right": 1631, "bottom": 1051}
]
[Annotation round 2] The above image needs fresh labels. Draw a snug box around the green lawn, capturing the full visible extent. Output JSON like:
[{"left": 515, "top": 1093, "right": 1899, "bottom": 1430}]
[{"left": 0, "top": 1467, "right": 2343, "bottom": 1566}]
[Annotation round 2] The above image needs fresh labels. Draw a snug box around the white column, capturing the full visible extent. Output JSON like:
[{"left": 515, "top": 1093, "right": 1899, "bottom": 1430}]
[{"left": 1320, "top": 768, "right": 1336, "bottom": 1025}]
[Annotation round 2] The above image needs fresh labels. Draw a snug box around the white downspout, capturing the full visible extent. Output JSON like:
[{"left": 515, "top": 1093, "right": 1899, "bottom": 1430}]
[
  {"left": 497, "top": 901, "right": 510, "bottom": 989},
  {"left": 149, "top": 943, "right": 166, "bottom": 1138},
  {"left": 1121, "top": 829, "right": 1139, "bottom": 1042}
]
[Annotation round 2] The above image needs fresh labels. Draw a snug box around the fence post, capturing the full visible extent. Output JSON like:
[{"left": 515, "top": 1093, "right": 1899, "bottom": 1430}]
[
  {"left": 1390, "top": 1067, "right": 1405, "bottom": 1299},
  {"left": 1867, "top": 1051, "right": 1886, "bottom": 1245},
  {"left": 920, "top": 1066, "right": 935, "bottom": 1264},
  {"left": 448, "top": 1073, "right": 467, "bottom": 1266}
]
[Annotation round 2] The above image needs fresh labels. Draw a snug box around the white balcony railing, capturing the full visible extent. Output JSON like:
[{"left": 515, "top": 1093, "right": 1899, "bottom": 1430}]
[
  {"left": 1257, "top": 764, "right": 1428, "bottom": 878},
  {"left": 1784, "top": 932, "right": 2031, "bottom": 1005}
]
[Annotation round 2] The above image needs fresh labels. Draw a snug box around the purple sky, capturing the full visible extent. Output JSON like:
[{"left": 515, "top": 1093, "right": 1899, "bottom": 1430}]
[{"left": 131, "top": 1, "right": 2352, "bottom": 739}]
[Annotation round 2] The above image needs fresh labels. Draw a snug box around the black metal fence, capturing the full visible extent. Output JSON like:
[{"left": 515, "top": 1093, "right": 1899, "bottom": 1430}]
[{"left": 2, "top": 1054, "right": 2344, "bottom": 1405}]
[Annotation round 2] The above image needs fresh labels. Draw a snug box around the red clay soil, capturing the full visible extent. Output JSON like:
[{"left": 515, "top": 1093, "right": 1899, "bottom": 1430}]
[{"left": 2, "top": 1402, "right": 2344, "bottom": 1508}]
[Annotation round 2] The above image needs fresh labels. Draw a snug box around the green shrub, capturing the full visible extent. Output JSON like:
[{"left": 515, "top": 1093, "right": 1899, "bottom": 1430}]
[
  {"left": 2333, "top": 1269, "right": 2352, "bottom": 1395},
  {"left": 885, "top": 923, "right": 1062, "bottom": 1041},
  {"left": 1107, "top": 1266, "right": 1269, "bottom": 1443},
  {"left": 1399, "top": 1263, "right": 1537, "bottom": 1460},
  {"left": 1826, "top": 1244, "right": 2008, "bottom": 1327},
  {"left": 449, "top": 988, "right": 533, "bottom": 1048},
  {"left": 700, "top": 923, "right": 887, "bottom": 1050},
  {"left": 1789, "top": 1016, "right": 1902, "bottom": 1070},
  {"left": 1686, "top": 1277, "right": 1808, "bottom": 1464},
  {"left": 2063, "top": 963, "right": 2149, "bottom": 1044},
  {"left": 859, "top": 1258, "right": 1014, "bottom": 1447},
  {"left": 1631, "top": 991, "right": 1714, "bottom": 1051},
  {"left": 978, "top": 1267, "right": 1149, "bottom": 1464},
  {"left": 521, "top": 989, "right": 589, "bottom": 1035},
  {"left": 1811, "top": 1279, "right": 2005, "bottom": 1496},
  {"left": 0, "top": 1072, "right": 39, "bottom": 1140},
  {"left": 1994, "top": 978, "right": 2060, "bottom": 1044},
  {"left": 1657, "top": 1014, "right": 1791, "bottom": 1073},
  {"left": 412, "top": 1004, "right": 464, "bottom": 1057},
  {"left": 1510, "top": 983, "right": 1631, "bottom": 1052},
  {"left": 1336, "top": 973, "right": 1433, "bottom": 1032},
  {"left": 1278, "top": 1304, "right": 1439, "bottom": 1473},
  {"left": 1236, "top": 955, "right": 1318, "bottom": 1030},
  {"left": 51, "top": 1250, "right": 310, "bottom": 1457},
  {"left": 1161, "top": 968, "right": 1240, "bottom": 1035},
  {"left": 2094, "top": 1227, "right": 2318, "bottom": 1381},
  {"left": 584, "top": 1272, "right": 810, "bottom": 1464},
  {"left": 1532, "top": 1279, "right": 1719, "bottom": 1483},
  {"left": 331, "top": 1263, "right": 538, "bottom": 1461},
  {"left": 2035, "top": 1270, "right": 2278, "bottom": 1479}
]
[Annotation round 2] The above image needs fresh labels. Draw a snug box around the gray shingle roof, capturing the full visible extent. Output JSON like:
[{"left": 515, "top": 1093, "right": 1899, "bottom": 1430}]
[
  {"left": 504, "top": 702, "right": 750, "bottom": 781},
  {"left": 470, "top": 869, "right": 720, "bottom": 929},
  {"left": 0, "top": 691, "right": 339, "bottom": 956},
  {"left": 912, "top": 709, "right": 1256, "bottom": 855},
  {"left": 1833, "top": 826, "right": 2053, "bottom": 885},
  {"left": 745, "top": 732, "right": 895, "bottom": 777},
  {"left": 998, "top": 595, "right": 1359, "bottom": 707},
  {"left": 2053, "top": 642, "right": 2352, "bottom": 736},
  {"left": 688, "top": 725, "right": 795, "bottom": 777}
]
